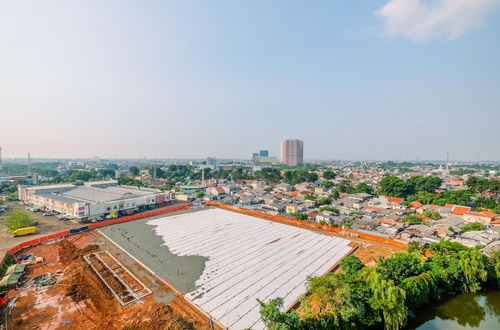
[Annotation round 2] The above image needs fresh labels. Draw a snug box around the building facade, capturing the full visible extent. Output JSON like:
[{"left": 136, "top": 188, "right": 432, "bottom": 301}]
[
  {"left": 18, "top": 180, "right": 174, "bottom": 221},
  {"left": 281, "top": 139, "right": 304, "bottom": 166}
]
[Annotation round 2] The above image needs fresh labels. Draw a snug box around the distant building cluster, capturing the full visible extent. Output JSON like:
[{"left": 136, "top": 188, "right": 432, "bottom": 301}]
[{"left": 252, "top": 149, "right": 278, "bottom": 165}]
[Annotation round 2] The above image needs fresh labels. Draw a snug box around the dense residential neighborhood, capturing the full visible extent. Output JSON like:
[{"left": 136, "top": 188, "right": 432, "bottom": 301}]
[{"left": 3, "top": 157, "right": 498, "bottom": 255}]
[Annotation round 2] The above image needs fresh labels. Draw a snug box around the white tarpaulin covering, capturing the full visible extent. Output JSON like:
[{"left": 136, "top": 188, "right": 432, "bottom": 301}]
[{"left": 148, "top": 208, "right": 353, "bottom": 330}]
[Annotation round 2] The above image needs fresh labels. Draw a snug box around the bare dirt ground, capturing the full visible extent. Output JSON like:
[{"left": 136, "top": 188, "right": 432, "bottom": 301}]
[{"left": 4, "top": 231, "right": 217, "bottom": 330}]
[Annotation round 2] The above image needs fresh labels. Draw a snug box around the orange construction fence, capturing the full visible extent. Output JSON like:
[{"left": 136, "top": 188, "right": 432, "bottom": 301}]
[
  {"left": 205, "top": 201, "right": 411, "bottom": 249},
  {"left": 4, "top": 203, "right": 192, "bottom": 256}
]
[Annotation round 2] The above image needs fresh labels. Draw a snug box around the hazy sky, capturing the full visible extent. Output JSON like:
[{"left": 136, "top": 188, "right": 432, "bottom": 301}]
[{"left": 1, "top": 0, "right": 499, "bottom": 161}]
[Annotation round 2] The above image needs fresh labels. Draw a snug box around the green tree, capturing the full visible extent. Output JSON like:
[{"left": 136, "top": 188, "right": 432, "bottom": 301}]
[
  {"left": 400, "top": 271, "right": 439, "bottom": 309},
  {"left": 407, "top": 176, "right": 442, "bottom": 194},
  {"left": 353, "top": 182, "right": 373, "bottom": 194},
  {"left": 129, "top": 166, "right": 140, "bottom": 176},
  {"left": 231, "top": 168, "right": 244, "bottom": 181},
  {"left": 429, "top": 240, "right": 468, "bottom": 256},
  {"left": 195, "top": 191, "right": 205, "bottom": 199},
  {"left": 304, "top": 194, "right": 315, "bottom": 201},
  {"left": 315, "top": 197, "right": 332, "bottom": 206},
  {"left": 337, "top": 181, "right": 354, "bottom": 194},
  {"left": 422, "top": 210, "right": 441, "bottom": 220},
  {"left": 462, "top": 222, "right": 484, "bottom": 232},
  {"left": 5, "top": 210, "right": 36, "bottom": 232},
  {"left": 68, "top": 170, "right": 93, "bottom": 182},
  {"left": 321, "top": 181, "right": 334, "bottom": 189},
  {"left": 378, "top": 176, "right": 408, "bottom": 198},
  {"left": 330, "top": 190, "right": 340, "bottom": 199},
  {"left": 295, "top": 212, "right": 308, "bottom": 220},
  {"left": 318, "top": 206, "right": 339, "bottom": 214},
  {"left": 402, "top": 215, "right": 423, "bottom": 225},
  {"left": 258, "top": 298, "right": 301, "bottom": 330},
  {"left": 407, "top": 241, "right": 425, "bottom": 255},
  {"left": 117, "top": 176, "right": 143, "bottom": 187},
  {"left": 364, "top": 267, "right": 408, "bottom": 330},
  {"left": 377, "top": 252, "right": 424, "bottom": 285},
  {"left": 340, "top": 255, "right": 365, "bottom": 275},
  {"left": 302, "top": 273, "right": 380, "bottom": 329},
  {"left": 458, "top": 248, "right": 488, "bottom": 292},
  {"left": 323, "top": 170, "right": 336, "bottom": 180}
]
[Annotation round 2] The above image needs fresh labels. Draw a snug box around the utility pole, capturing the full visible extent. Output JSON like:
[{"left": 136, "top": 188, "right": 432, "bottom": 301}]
[{"left": 445, "top": 152, "right": 449, "bottom": 171}]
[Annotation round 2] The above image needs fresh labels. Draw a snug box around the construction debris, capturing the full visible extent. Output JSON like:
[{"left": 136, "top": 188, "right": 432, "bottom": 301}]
[{"left": 28, "top": 272, "right": 59, "bottom": 289}]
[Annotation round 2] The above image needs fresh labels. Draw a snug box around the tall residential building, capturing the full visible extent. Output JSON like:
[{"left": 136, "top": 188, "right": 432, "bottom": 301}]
[
  {"left": 259, "top": 150, "right": 269, "bottom": 157},
  {"left": 206, "top": 157, "right": 217, "bottom": 168},
  {"left": 281, "top": 139, "right": 303, "bottom": 166}
]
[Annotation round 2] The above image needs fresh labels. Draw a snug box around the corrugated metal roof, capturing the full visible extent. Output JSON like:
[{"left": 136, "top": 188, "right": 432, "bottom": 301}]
[{"left": 38, "top": 193, "right": 82, "bottom": 204}]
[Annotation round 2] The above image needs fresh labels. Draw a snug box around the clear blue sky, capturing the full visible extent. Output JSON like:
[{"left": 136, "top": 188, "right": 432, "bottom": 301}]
[{"left": 1, "top": 0, "right": 499, "bottom": 161}]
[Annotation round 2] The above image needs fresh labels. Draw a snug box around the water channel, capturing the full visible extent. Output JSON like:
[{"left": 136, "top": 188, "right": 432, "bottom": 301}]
[{"left": 406, "top": 290, "right": 500, "bottom": 329}]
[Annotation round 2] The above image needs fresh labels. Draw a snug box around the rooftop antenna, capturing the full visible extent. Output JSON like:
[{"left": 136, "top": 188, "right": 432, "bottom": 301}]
[{"left": 445, "top": 152, "right": 449, "bottom": 171}]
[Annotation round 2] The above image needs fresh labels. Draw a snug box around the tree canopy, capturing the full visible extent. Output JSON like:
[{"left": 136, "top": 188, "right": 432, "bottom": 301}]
[
  {"left": 129, "top": 166, "right": 140, "bottom": 176},
  {"left": 5, "top": 210, "right": 36, "bottom": 232},
  {"left": 259, "top": 241, "right": 498, "bottom": 330},
  {"left": 378, "top": 175, "right": 442, "bottom": 198},
  {"left": 322, "top": 170, "right": 336, "bottom": 180}
]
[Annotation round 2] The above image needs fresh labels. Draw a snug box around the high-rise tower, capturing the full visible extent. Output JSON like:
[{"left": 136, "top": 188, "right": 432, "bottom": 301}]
[{"left": 281, "top": 139, "right": 303, "bottom": 166}]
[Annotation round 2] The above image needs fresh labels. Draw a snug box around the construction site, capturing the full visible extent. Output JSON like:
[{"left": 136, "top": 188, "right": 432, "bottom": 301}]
[{"left": 0, "top": 204, "right": 406, "bottom": 330}]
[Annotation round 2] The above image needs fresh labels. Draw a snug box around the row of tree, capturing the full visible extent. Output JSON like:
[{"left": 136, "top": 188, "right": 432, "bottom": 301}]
[
  {"left": 379, "top": 175, "right": 500, "bottom": 213},
  {"left": 259, "top": 241, "right": 500, "bottom": 330}
]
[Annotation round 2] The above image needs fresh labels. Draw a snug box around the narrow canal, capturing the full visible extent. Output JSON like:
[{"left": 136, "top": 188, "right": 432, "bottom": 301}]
[{"left": 406, "top": 290, "right": 500, "bottom": 329}]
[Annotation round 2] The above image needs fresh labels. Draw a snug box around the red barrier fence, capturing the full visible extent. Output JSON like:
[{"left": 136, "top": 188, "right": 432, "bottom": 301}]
[
  {"left": 206, "top": 201, "right": 411, "bottom": 249},
  {"left": 4, "top": 203, "right": 192, "bottom": 256}
]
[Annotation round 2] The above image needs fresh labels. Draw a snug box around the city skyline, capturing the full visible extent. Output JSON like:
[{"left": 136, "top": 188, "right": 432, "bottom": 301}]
[{"left": 1, "top": 1, "right": 500, "bottom": 160}]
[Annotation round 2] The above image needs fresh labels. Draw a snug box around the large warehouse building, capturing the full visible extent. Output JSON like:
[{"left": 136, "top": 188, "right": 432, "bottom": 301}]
[{"left": 18, "top": 180, "right": 174, "bottom": 221}]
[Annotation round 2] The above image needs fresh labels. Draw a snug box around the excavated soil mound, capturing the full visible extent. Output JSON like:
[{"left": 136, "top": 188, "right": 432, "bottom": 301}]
[
  {"left": 58, "top": 239, "right": 79, "bottom": 264},
  {"left": 120, "top": 302, "right": 195, "bottom": 330}
]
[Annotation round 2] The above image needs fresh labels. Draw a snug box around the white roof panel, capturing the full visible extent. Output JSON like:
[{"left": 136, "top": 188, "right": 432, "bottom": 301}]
[{"left": 148, "top": 208, "right": 353, "bottom": 330}]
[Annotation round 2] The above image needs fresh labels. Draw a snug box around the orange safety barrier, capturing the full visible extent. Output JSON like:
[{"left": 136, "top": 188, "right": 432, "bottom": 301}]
[
  {"left": 206, "top": 201, "right": 411, "bottom": 249},
  {"left": 3, "top": 203, "right": 191, "bottom": 257}
]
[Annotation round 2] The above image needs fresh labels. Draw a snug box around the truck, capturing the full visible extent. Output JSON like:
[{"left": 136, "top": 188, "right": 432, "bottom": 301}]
[{"left": 12, "top": 227, "right": 36, "bottom": 237}]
